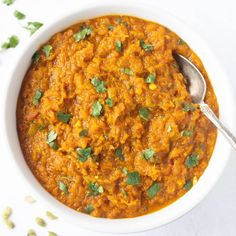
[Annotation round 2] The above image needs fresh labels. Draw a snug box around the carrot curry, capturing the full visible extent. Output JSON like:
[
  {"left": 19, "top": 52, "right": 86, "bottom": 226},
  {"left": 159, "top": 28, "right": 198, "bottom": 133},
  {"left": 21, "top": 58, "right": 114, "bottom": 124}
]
[{"left": 17, "top": 15, "right": 218, "bottom": 218}]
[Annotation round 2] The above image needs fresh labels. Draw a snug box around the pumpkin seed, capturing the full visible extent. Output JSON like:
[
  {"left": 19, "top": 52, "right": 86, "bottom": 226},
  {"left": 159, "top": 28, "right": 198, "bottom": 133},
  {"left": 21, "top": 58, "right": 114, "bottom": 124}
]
[
  {"left": 48, "top": 232, "right": 57, "bottom": 236},
  {"left": 2, "top": 206, "right": 12, "bottom": 219},
  {"left": 35, "top": 217, "right": 46, "bottom": 227},
  {"left": 24, "top": 195, "right": 36, "bottom": 204},
  {"left": 27, "top": 229, "right": 37, "bottom": 236},
  {"left": 46, "top": 211, "right": 58, "bottom": 220},
  {"left": 4, "top": 218, "right": 15, "bottom": 229}
]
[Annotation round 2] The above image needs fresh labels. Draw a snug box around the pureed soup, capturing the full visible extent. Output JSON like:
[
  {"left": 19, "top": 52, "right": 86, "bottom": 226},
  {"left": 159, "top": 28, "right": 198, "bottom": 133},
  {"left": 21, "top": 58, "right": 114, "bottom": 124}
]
[{"left": 17, "top": 15, "right": 218, "bottom": 218}]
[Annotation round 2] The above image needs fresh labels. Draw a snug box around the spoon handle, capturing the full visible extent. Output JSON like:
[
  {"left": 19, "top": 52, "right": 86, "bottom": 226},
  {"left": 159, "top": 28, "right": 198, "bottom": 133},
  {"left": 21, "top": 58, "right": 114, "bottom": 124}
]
[{"left": 200, "top": 103, "right": 236, "bottom": 150}]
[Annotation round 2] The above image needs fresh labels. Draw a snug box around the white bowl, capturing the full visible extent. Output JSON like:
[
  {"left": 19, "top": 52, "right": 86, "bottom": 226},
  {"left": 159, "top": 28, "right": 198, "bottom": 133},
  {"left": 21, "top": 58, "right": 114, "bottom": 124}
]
[{"left": 2, "top": 0, "right": 236, "bottom": 233}]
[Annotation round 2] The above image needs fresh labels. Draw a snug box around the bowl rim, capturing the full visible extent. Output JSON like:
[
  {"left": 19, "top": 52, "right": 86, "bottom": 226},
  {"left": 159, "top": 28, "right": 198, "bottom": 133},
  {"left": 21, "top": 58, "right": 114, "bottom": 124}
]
[{"left": 2, "top": 0, "right": 236, "bottom": 233}]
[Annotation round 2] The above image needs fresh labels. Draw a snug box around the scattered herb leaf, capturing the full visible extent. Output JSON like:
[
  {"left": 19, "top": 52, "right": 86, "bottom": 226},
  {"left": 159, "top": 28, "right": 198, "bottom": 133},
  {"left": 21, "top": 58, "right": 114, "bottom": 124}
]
[
  {"left": 115, "top": 147, "right": 124, "bottom": 160},
  {"left": 74, "top": 26, "right": 92, "bottom": 42},
  {"left": 121, "top": 67, "right": 133, "bottom": 76},
  {"left": 88, "top": 182, "right": 104, "bottom": 196},
  {"left": 32, "top": 89, "right": 43, "bottom": 106},
  {"left": 32, "top": 51, "right": 40, "bottom": 63},
  {"left": 92, "top": 100, "right": 103, "bottom": 117},
  {"left": 106, "top": 97, "right": 113, "bottom": 107},
  {"left": 126, "top": 171, "right": 141, "bottom": 185},
  {"left": 1, "top": 35, "right": 19, "bottom": 49},
  {"left": 145, "top": 73, "right": 156, "bottom": 84},
  {"left": 184, "top": 180, "right": 193, "bottom": 191},
  {"left": 84, "top": 204, "right": 94, "bottom": 214},
  {"left": 139, "top": 107, "right": 150, "bottom": 121},
  {"left": 42, "top": 44, "right": 52, "bottom": 57},
  {"left": 47, "top": 130, "right": 58, "bottom": 150},
  {"left": 14, "top": 10, "right": 25, "bottom": 20},
  {"left": 147, "top": 182, "right": 161, "bottom": 198},
  {"left": 3, "top": 0, "right": 15, "bottom": 5},
  {"left": 91, "top": 77, "right": 107, "bottom": 93},
  {"left": 181, "top": 129, "right": 193, "bottom": 137},
  {"left": 58, "top": 182, "right": 68, "bottom": 194},
  {"left": 185, "top": 153, "right": 199, "bottom": 168},
  {"left": 79, "top": 129, "right": 88, "bottom": 137},
  {"left": 140, "top": 40, "right": 154, "bottom": 51},
  {"left": 143, "top": 148, "right": 155, "bottom": 160},
  {"left": 107, "top": 25, "right": 114, "bottom": 31},
  {"left": 183, "top": 103, "right": 196, "bottom": 112},
  {"left": 178, "top": 38, "right": 186, "bottom": 45},
  {"left": 57, "top": 111, "right": 72, "bottom": 123},
  {"left": 77, "top": 147, "right": 92, "bottom": 162},
  {"left": 25, "top": 22, "right": 43, "bottom": 35},
  {"left": 115, "top": 40, "right": 122, "bottom": 52}
]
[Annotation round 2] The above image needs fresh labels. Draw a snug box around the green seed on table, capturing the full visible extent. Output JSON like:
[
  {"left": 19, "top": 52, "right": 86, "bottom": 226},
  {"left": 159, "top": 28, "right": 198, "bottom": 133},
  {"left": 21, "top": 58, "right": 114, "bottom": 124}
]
[
  {"left": 48, "top": 231, "right": 57, "bottom": 236},
  {"left": 2, "top": 206, "right": 12, "bottom": 219},
  {"left": 27, "top": 229, "right": 37, "bottom": 236},
  {"left": 35, "top": 217, "right": 46, "bottom": 227},
  {"left": 46, "top": 211, "right": 58, "bottom": 220},
  {"left": 4, "top": 218, "right": 15, "bottom": 229},
  {"left": 24, "top": 195, "right": 36, "bottom": 204}
]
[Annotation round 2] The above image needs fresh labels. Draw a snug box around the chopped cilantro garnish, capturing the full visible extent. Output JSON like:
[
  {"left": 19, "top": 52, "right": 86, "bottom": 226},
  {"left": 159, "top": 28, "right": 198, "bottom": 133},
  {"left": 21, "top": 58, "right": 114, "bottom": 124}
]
[
  {"left": 184, "top": 180, "right": 192, "bottom": 191},
  {"left": 57, "top": 112, "right": 72, "bottom": 123},
  {"left": 185, "top": 153, "right": 199, "bottom": 168},
  {"left": 91, "top": 77, "right": 107, "bottom": 93},
  {"left": 32, "top": 89, "right": 43, "bottom": 106},
  {"left": 107, "top": 25, "right": 114, "bottom": 31},
  {"left": 92, "top": 101, "right": 103, "bottom": 117},
  {"left": 178, "top": 38, "right": 186, "bottom": 45},
  {"left": 139, "top": 107, "right": 150, "bottom": 121},
  {"left": 32, "top": 51, "right": 40, "bottom": 63},
  {"left": 79, "top": 129, "right": 88, "bottom": 137},
  {"left": 14, "top": 10, "right": 25, "bottom": 20},
  {"left": 147, "top": 182, "right": 161, "bottom": 198},
  {"left": 77, "top": 147, "right": 92, "bottom": 162},
  {"left": 183, "top": 103, "right": 196, "bottom": 112},
  {"left": 143, "top": 148, "right": 155, "bottom": 160},
  {"left": 181, "top": 129, "right": 193, "bottom": 137},
  {"left": 47, "top": 130, "right": 58, "bottom": 150},
  {"left": 58, "top": 181, "right": 68, "bottom": 194},
  {"left": 116, "top": 17, "right": 122, "bottom": 24},
  {"left": 3, "top": 0, "right": 15, "bottom": 5},
  {"left": 145, "top": 73, "right": 156, "bottom": 84},
  {"left": 74, "top": 26, "right": 92, "bottom": 42},
  {"left": 88, "top": 182, "right": 103, "bottom": 196},
  {"left": 25, "top": 22, "right": 43, "bottom": 35},
  {"left": 140, "top": 40, "right": 154, "bottom": 52},
  {"left": 115, "top": 40, "right": 122, "bottom": 52},
  {"left": 126, "top": 171, "right": 141, "bottom": 185},
  {"left": 121, "top": 68, "right": 133, "bottom": 76},
  {"left": 115, "top": 147, "right": 124, "bottom": 160},
  {"left": 1, "top": 35, "right": 19, "bottom": 49},
  {"left": 42, "top": 44, "right": 52, "bottom": 57},
  {"left": 84, "top": 204, "right": 94, "bottom": 214},
  {"left": 106, "top": 97, "right": 113, "bottom": 107}
]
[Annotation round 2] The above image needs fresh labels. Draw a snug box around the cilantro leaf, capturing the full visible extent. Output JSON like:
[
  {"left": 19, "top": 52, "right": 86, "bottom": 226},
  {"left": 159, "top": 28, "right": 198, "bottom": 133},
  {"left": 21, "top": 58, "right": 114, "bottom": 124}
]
[
  {"left": 88, "top": 182, "right": 103, "bottom": 196},
  {"left": 32, "top": 89, "right": 43, "bottom": 106},
  {"left": 140, "top": 40, "right": 154, "bottom": 52},
  {"left": 145, "top": 73, "right": 156, "bottom": 84},
  {"left": 183, "top": 103, "right": 196, "bottom": 112},
  {"left": 185, "top": 153, "right": 199, "bottom": 168},
  {"left": 25, "top": 22, "right": 43, "bottom": 35},
  {"left": 115, "top": 40, "right": 122, "bottom": 52},
  {"left": 139, "top": 107, "right": 150, "bottom": 121},
  {"left": 77, "top": 147, "right": 92, "bottom": 162},
  {"left": 32, "top": 51, "right": 40, "bottom": 63},
  {"left": 79, "top": 129, "right": 88, "bottom": 137},
  {"left": 3, "top": 0, "right": 15, "bottom": 5},
  {"left": 126, "top": 171, "right": 141, "bottom": 185},
  {"left": 115, "top": 147, "right": 124, "bottom": 160},
  {"left": 121, "top": 67, "right": 133, "bottom": 76},
  {"left": 1, "top": 35, "right": 19, "bottom": 49},
  {"left": 42, "top": 44, "right": 52, "bottom": 57},
  {"left": 59, "top": 181, "right": 68, "bottom": 194},
  {"left": 184, "top": 180, "right": 192, "bottom": 191},
  {"left": 147, "top": 182, "right": 161, "bottom": 198},
  {"left": 14, "top": 10, "right": 25, "bottom": 20},
  {"left": 105, "top": 98, "right": 113, "bottom": 107},
  {"left": 181, "top": 129, "right": 193, "bottom": 137},
  {"left": 143, "top": 148, "right": 155, "bottom": 160},
  {"left": 57, "top": 112, "right": 72, "bottom": 124},
  {"left": 92, "top": 101, "right": 103, "bottom": 117},
  {"left": 83, "top": 204, "right": 94, "bottom": 214},
  {"left": 74, "top": 26, "right": 92, "bottom": 42},
  {"left": 91, "top": 77, "right": 107, "bottom": 93}
]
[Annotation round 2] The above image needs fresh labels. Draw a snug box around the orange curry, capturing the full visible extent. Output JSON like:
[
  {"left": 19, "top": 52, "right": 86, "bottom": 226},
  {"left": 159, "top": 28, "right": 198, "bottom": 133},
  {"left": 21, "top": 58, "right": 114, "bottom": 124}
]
[{"left": 17, "top": 15, "right": 218, "bottom": 218}]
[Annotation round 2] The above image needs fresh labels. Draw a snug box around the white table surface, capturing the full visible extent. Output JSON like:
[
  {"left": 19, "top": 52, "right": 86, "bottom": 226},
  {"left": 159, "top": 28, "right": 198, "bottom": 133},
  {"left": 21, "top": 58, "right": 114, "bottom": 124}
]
[{"left": 0, "top": 0, "right": 236, "bottom": 235}]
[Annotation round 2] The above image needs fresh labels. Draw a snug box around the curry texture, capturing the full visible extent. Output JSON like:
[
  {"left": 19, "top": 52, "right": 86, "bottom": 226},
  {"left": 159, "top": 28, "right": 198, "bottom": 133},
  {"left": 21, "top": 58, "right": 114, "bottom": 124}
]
[{"left": 17, "top": 15, "right": 218, "bottom": 218}]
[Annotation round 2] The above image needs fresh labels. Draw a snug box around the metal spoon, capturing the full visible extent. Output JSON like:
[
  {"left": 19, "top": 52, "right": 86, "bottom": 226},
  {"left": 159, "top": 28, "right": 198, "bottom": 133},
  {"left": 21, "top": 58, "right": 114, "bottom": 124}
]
[{"left": 173, "top": 53, "right": 236, "bottom": 150}]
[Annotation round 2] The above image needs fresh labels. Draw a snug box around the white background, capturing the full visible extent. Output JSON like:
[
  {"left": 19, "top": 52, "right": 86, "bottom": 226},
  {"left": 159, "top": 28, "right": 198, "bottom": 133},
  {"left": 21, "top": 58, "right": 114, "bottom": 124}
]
[{"left": 0, "top": 0, "right": 236, "bottom": 235}]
